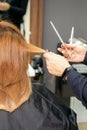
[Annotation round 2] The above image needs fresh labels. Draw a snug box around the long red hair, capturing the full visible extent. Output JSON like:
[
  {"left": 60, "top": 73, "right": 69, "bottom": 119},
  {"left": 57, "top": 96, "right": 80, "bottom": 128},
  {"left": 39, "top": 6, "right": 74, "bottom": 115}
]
[{"left": 0, "top": 21, "right": 45, "bottom": 112}]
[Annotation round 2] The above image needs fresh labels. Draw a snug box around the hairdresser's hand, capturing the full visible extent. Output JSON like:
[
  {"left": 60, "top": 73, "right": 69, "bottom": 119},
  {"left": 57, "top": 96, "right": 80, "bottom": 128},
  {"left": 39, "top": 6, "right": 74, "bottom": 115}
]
[
  {"left": 58, "top": 43, "right": 87, "bottom": 62},
  {"left": 0, "top": 2, "right": 10, "bottom": 11},
  {"left": 43, "top": 52, "right": 71, "bottom": 77}
]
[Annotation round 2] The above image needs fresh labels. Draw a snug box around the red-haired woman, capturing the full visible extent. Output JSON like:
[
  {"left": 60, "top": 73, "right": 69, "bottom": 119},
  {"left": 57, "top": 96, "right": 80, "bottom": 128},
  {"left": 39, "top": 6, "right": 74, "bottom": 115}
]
[{"left": 0, "top": 21, "right": 78, "bottom": 130}]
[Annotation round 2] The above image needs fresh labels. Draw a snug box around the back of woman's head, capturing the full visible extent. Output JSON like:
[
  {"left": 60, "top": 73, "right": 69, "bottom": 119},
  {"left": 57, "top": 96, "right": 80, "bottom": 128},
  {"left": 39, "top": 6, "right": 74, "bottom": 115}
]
[
  {"left": 0, "top": 21, "right": 29, "bottom": 87},
  {"left": 0, "top": 21, "right": 31, "bottom": 111},
  {"left": 0, "top": 21, "right": 45, "bottom": 112}
]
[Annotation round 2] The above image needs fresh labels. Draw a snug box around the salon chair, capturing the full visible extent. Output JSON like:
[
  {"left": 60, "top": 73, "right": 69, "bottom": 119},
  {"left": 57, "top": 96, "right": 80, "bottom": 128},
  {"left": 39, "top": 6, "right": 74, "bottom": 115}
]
[{"left": 31, "top": 55, "right": 43, "bottom": 84}]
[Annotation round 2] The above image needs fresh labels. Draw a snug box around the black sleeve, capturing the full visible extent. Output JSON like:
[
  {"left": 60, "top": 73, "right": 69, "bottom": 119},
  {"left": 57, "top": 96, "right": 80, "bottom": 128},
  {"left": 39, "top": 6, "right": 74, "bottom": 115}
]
[
  {"left": 66, "top": 69, "right": 87, "bottom": 108},
  {"left": 9, "top": 0, "right": 28, "bottom": 16},
  {"left": 83, "top": 51, "right": 87, "bottom": 65}
]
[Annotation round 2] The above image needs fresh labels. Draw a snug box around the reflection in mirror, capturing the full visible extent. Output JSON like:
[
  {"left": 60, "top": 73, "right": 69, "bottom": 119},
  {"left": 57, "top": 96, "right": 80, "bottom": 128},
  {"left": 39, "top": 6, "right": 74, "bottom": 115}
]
[
  {"left": 24, "top": 0, "right": 44, "bottom": 79},
  {"left": 23, "top": 0, "right": 30, "bottom": 42}
]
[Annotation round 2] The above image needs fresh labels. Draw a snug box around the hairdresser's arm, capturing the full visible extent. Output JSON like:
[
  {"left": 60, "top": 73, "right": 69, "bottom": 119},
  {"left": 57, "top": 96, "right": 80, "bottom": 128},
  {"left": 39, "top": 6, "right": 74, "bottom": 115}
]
[
  {"left": 65, "top": 68, "right": 87, "bottom": 108},
  {"left": 44, "top": 52, "right": 87, "bottom": 108}
]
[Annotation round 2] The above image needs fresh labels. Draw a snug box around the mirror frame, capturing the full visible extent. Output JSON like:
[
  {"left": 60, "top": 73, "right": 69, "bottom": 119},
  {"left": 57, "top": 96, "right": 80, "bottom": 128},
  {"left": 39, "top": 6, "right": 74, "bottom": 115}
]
[{"left": 30, "top": 0, "right": 43, "bottom": 48}]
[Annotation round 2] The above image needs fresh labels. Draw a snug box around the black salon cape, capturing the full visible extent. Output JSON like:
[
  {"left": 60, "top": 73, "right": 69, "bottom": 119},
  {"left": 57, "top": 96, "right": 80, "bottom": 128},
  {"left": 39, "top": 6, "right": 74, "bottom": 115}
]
[{"left": 0, "top": 84, "right": 78, "bottom": 130}]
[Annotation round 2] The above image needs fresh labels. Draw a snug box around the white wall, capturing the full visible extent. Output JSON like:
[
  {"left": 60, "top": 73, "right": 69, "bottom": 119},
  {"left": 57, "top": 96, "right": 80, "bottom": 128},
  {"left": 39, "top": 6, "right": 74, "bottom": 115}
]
[{"left": 70, "top": 97, "right": 87, "bottom": 123}]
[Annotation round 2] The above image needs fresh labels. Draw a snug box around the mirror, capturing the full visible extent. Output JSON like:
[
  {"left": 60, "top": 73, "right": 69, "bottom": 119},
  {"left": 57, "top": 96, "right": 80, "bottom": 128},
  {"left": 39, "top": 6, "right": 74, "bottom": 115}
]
[
  {"left": 24, "top": 0, "right": 43, "bottom": 78},
  {"left": 24, "top": 0, "right": 30, "bottom": 42},
  {"left": 24, "top": 0, "right": 43, "bottom": 47},
  {"left": 27, "top": 0, "right": 43, "bottom": 61}
]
